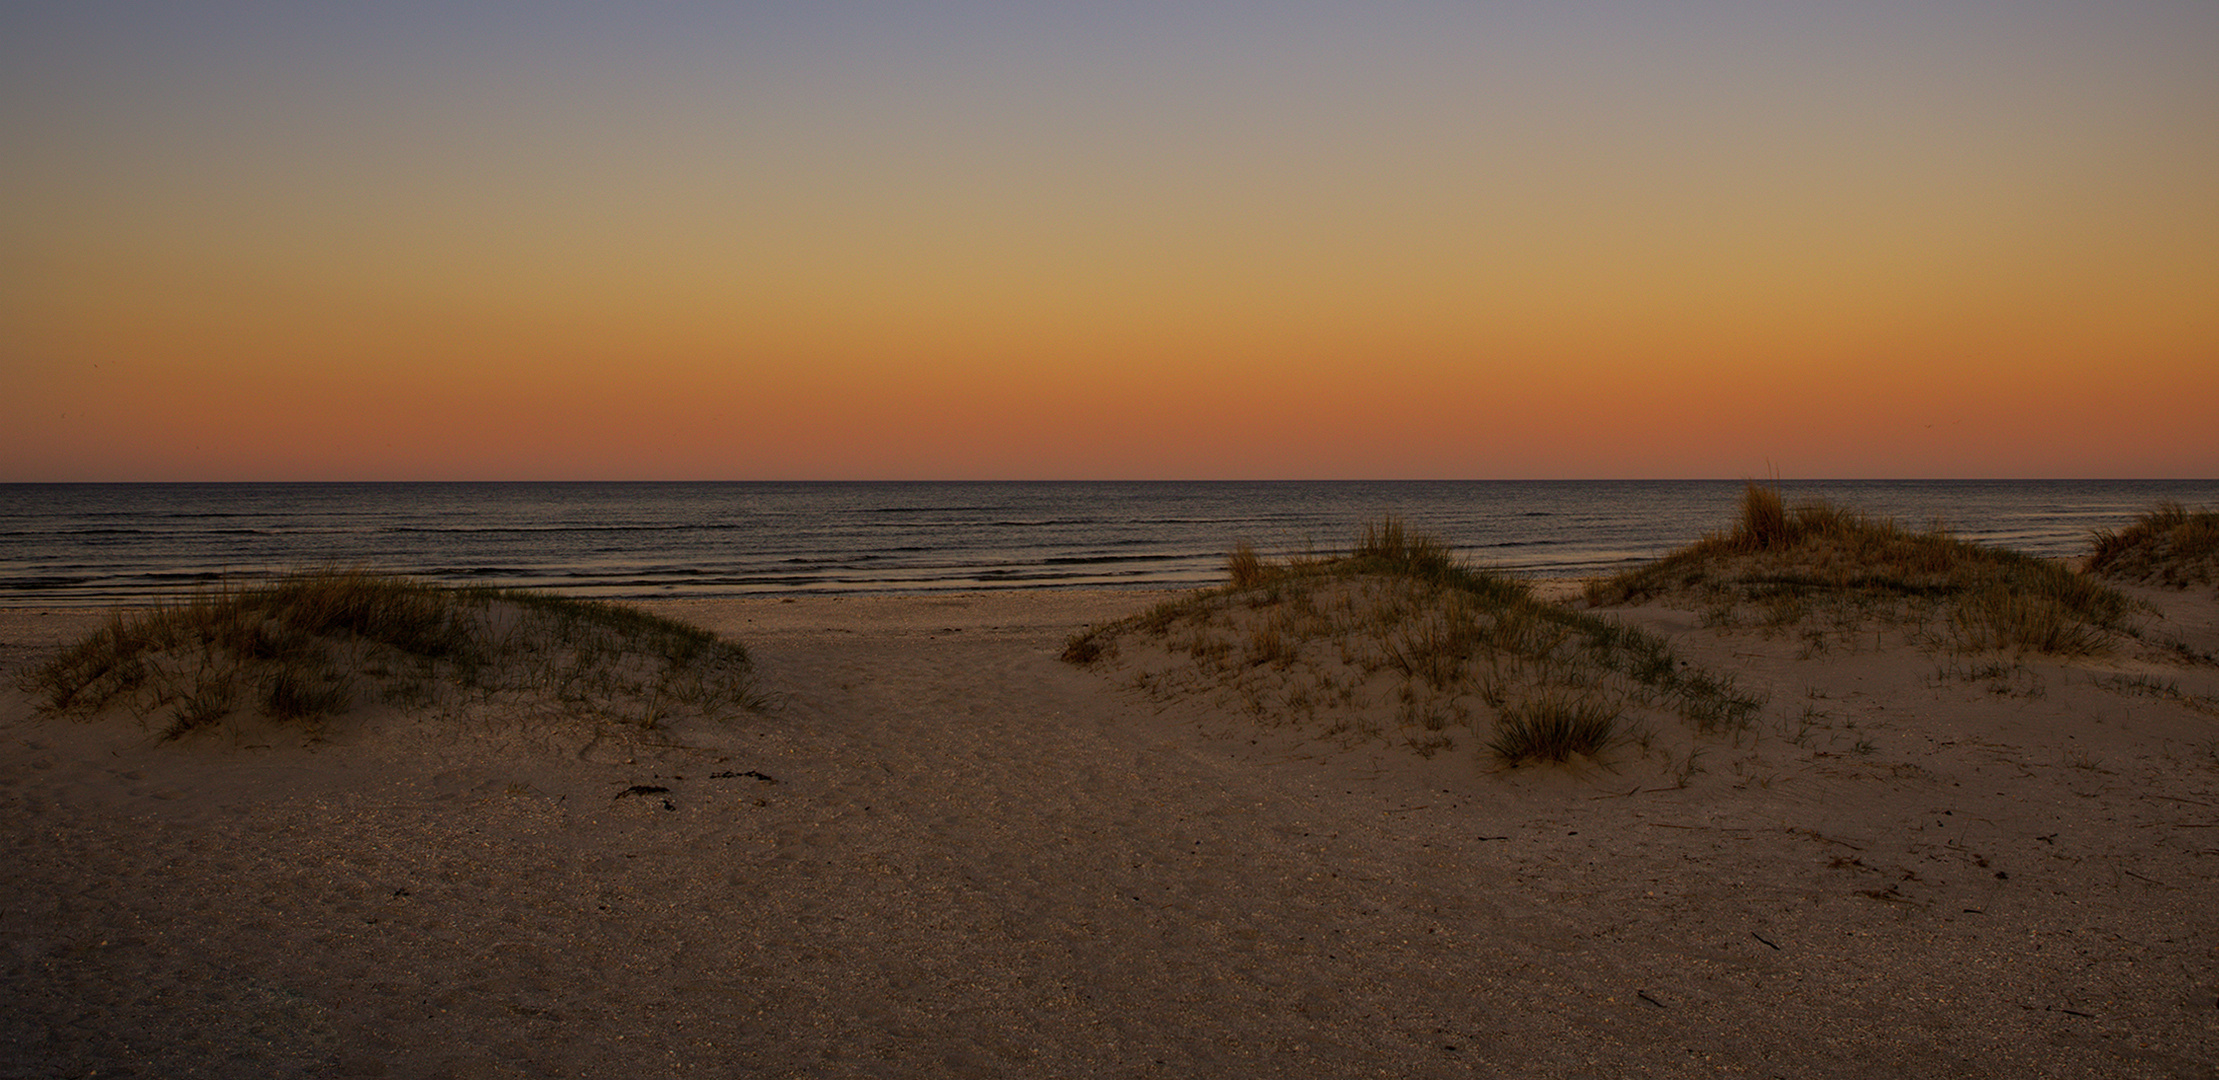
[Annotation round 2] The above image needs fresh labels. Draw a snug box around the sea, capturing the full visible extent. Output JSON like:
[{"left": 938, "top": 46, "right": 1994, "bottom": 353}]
[{"left": 2, "top": 480, "right": 2214, "bottom": 608}]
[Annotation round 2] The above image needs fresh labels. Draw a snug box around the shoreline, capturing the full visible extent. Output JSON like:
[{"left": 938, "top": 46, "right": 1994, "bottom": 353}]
[{"left": 11, "top": 478, "right": 2202, "bottom": 615}]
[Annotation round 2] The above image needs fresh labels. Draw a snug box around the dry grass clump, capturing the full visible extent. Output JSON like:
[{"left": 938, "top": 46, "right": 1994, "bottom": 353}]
[
  {"left": 20, "top": 568, "right": 762, "bottom": 739},
  {"left": 2089, "top": 502, "right": 2219, "bottom": 589},
  {"left": 1587, "top": 483, "right": 2131, "bottom": 656},
  {"left": 1490, "top": 693, "right": 1623, "bottom": 764},
  {"left": 1064, "top": 518, "right": 1764, "bottom": 768}
]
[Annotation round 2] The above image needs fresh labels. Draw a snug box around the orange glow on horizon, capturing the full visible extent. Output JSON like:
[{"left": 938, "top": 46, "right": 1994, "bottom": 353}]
[{"left": 5, "top": 5, "right": 2215, "bottom": 480}]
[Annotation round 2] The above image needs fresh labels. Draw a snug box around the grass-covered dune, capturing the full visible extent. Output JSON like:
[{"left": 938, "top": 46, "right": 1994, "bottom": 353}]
[
  {"left": 1585, "top": 483, "right": 2135, "bottom": 656},
  {"left": 2089, "top": 501, "right": 2219, "bottom": 589},
  {"left": 1062, "top": 519, "right": 1766, "bottom": 767},
  {"left": 19, "top": 568, "right": 762, "bottom": 740},
  {"left": 1061, "top": 490, "right": 2214, "bottom": 769}
]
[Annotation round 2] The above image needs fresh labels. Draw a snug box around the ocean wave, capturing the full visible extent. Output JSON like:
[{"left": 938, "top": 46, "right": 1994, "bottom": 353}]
[{"left": 5, "top": 479, "right": 2206, "bottom": 607}]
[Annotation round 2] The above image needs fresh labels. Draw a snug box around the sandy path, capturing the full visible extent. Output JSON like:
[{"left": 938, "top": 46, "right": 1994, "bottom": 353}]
[{"left": 3, "top": 589, "right": 2217, "bottom": 1078}]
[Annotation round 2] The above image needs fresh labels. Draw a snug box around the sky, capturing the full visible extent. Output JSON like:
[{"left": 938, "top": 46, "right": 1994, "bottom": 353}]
[{"left": 5, "top": 1, "right": 2216, "bottom": 481}]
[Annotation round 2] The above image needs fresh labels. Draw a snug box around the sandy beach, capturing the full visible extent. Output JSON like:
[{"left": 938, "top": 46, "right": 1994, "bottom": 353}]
[{"left": 5, "top": 581, "right": 2218, "bottom": 1078}]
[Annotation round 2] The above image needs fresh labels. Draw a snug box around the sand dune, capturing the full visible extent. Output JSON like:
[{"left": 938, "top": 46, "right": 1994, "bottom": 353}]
[{"left": 4, "top": 584, "right": 2218, "bottom": 1078}]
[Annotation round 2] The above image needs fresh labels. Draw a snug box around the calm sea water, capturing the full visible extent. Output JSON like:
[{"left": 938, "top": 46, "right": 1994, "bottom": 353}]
[{"left": 3, "top": 480, "right": 2214, "bottom": 608}]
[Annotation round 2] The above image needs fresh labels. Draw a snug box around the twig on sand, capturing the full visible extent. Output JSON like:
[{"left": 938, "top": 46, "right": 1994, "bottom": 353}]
[{"left": 1794, "top": 827, "right": 1868, "bottom": 851}]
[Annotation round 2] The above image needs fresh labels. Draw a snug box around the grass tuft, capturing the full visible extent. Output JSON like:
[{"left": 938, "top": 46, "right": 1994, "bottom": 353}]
[
  {"left": 19, "top": 568, "right": 762, "bottom": 739},
  {"left": 1227, "top": 542, "right": 1272, "bottom": 589},
  {"left": 1489, "top": 693, "right": 1621, "bottom": 764},
  {"left": 1060, "top": 633, "right": 1105, "bottom": 665},
  {"left": 1736, "top": 481, "right": 1793, "bottom": 552},
  {"left": 1354, "top": 516, "right": 1465, "bottom": 582}
]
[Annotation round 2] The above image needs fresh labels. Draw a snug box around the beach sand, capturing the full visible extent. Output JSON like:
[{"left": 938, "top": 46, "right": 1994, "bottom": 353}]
[{"left": 4, "top": 585, "right": 2218, "bottom": 1078}]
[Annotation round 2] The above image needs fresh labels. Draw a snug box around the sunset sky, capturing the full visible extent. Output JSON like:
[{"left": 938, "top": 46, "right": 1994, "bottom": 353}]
[{"left": 6, "top": 2, "right": 2216, "bottom": 481}]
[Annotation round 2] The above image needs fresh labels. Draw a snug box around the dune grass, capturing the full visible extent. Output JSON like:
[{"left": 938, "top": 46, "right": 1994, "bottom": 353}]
[
  {"left": 1064, "top": 518, "right": 1764, "bottom": 767},
  {"left": 1585, "top": 483, "right": 2132, "bottom": 656},
  {"left": 2089, "top": 501, "right": 2219, "bottom": 589},
  {"left": 1490, "top": 692, "right": 1624, "bottom": 764},
  {"left": 20, "top": 568, "right": 762, "bottom": 739}
]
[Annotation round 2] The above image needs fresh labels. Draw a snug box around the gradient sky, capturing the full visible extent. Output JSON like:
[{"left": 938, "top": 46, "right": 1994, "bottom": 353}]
[{"left": 6, "top": 1, "right": 2216, "bottom": 480}]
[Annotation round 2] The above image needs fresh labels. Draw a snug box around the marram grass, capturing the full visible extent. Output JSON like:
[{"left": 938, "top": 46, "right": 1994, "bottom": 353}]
[
  {"left": 1489, "top": 692, "right": 1623, "bottom": 765},
  {"left": 1587, "top": 483, "right": 2133, "bottom": 656},
  {"left": 21, "top": 568, "right": 762, "bottom": 739},
  {"left": 1064, "top": 517, "right": 1763, "bottom": 768},
  {"left": 2089, "top": 501, "right": 2219, "bottom": 589}
]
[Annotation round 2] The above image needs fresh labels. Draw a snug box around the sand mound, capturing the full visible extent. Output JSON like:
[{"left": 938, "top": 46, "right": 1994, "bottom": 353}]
[
  {"left": 2091, "top": 502, "right": 2219, "bottom": 590},
  {"left": 1063, "top": 545, "right": 1763, "bottom": 776},
  {"left": 16, "top": 570, "right": 762, "bottom": 751},
  {"left": 1585, "top": 484, "right": 2136, "bottom": 657}
]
